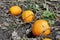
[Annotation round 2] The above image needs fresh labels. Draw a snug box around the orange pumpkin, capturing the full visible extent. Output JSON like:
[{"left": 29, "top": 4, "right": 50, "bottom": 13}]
[
  {"left": 43, "top": 38, "right": 51, "bottom": 40},
  {"left": 32, "top": 20, "right": 50, "bottom": 36},
  {"left": 22, "top": 10, "right": 34, "bottom": 23},
  {"left": 9, "top": 6, "right": 22, "bottom": 16}
]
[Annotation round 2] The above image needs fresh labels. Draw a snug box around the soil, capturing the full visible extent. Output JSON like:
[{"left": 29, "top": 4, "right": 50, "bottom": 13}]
[{"left": 0, "top": 0, "right": 60, "bottom": 40}]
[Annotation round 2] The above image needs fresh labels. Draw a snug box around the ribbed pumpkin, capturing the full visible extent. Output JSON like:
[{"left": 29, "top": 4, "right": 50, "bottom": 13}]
[
  {"left": 32, "top": 20, "right": 50, "bottom": 36},
  {"left": 22, "top": 10, "right": 34, "bottom": 23}
]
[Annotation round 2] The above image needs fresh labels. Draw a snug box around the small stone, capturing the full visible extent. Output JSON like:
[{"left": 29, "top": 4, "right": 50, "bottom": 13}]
[
  {"left": 55, "top": 28, "right": 59, "bottom": 30},
  {"left": 26, "top": 29, "right": 30, "bottom": 34},
  {"left": 29, "top": 38, "right": 37, "bottom": 40},
  {"left": 12, "top": 31, "right": 21, "bottom": 40},
  {"left": 0, "top": 24, "right": 1, "bottom": 27},
  {"left": 50, "top": 27, "right": 54, "bottom": 30},
  {"left": 6, "top": 18, "right": 13, "bottom": 22},
  {"left": 33, "top": 38, "right": 37, "bottom": 40},
  {"left": 56, "top": 31, "right": 60, "bottom": 35},
  {"left": 56, "top": 35, "right": 60, "bottom": 40},
  {"left": 1, "top": 26, "right": 7, "bottom": 29},
  {"left": 12, "top": 31, "right": 17, "bottom": 37},
  {"left": 3, "top": 22, "right": 9, "bottom": 26}
]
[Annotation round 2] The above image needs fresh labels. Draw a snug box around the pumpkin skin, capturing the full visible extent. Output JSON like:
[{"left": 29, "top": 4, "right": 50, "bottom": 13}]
[
  {"left": 22, "top": 10, "right": 34, "bottom": 23},
  {"left": 43, "top": 38, "right": 51, "bottom": 40},
  {"left": 10, "top": 6, "right": 22, "bottom": 16},
  {"left": 32, "top": 20, "right": 50, "bottom": 36}
]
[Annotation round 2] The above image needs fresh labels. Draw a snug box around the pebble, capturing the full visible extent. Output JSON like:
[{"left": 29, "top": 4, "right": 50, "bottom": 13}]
[
  {"left": 0, "top": 24, "right": 2, "bottom": 27},
  {"left": 12, "top": 31, "right": 21, "bottom": 40},
  {"left": 56, "top": 35, "right": 60, "bottom": 40},
  {"left": 56, "top": 31, "right": 60, "bottom": 35},
  {"left": 26, "top": 29, "right": 31, "bottom": 34},
  {"left": 55, "top": 28, "right": 59, "bottom": 31},
  {"left": 3, "top": 22, "right": 9, "bottom": 26}
]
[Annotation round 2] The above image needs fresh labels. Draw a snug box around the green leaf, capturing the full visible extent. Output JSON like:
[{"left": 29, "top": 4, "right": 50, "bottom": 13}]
[
  {"left": 41, "top": 10, "right": 57, "bottom": 26},
  {"left": 42, "top": 10, "right": 57, "bottom": 20},
  {"left": 27, "top": 3, "right": 41, "bottom": 14}
]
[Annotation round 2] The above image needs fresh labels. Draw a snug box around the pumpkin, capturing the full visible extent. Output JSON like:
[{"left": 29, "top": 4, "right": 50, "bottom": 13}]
[
  {"left": 9, "top": 6, "right": 22, "bottom": 16},
  {"left": 32, "top": 20, "right": 50, "bottom": 36},
  {"left": 22, "top": 10, "right": 34, "bottom": 23},
  {"left": 43, "top": 38, "right": 51, "bottom": 40}
]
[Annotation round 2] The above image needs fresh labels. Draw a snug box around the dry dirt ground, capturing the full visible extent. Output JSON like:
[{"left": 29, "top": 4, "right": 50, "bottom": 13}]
[{"left": 0, "top": 0, "right": 60, "bottom": 40}]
